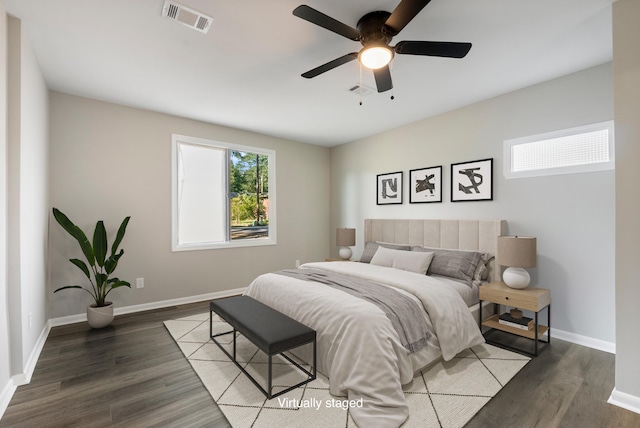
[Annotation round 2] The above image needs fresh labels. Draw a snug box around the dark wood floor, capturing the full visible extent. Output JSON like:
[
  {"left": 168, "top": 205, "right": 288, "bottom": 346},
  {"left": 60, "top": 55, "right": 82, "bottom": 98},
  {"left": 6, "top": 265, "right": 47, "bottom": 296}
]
[
  {"left": 2, "top": 302, "right": 639, "bottom": 427},
  {"left": 0, "top": 301, "right": 230, "bottom": 428}
]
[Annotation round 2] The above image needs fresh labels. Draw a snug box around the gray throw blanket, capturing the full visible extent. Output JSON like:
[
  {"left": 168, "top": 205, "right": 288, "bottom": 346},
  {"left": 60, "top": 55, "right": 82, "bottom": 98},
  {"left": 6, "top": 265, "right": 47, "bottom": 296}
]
[{"left": 275, "top": 268, "right": 430, "bottom": 354}]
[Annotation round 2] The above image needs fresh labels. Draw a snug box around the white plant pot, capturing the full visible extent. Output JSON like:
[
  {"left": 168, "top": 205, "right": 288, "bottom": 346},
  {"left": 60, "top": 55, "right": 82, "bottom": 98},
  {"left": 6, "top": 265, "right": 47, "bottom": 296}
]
[{"left": 87, "top": 302, "right": 114, "bottom": 328}]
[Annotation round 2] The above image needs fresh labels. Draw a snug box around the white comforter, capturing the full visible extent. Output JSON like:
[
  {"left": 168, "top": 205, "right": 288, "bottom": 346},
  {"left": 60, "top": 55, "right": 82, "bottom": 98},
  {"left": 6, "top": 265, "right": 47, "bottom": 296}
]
[{"left": 244, "top": 261, "right": 485, "bottom": 428}]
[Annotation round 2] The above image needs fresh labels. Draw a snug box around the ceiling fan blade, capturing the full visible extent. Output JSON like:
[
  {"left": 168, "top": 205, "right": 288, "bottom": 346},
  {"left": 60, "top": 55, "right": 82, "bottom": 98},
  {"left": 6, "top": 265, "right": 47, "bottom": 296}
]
[
  {"left": 293, "top": 5, "right": 360, "bottom": 41},
  {"left": 373, "top": 65, "right": 393, "bottom": 93},
  {"left": 395, "top": 41, "right": 472, "bottom": 58},
  {"left": 301, "top": 53, "right": 358, "bottom": 79},
  {"left": 385, "top": 0, "right": 432, "bottom": 35}
]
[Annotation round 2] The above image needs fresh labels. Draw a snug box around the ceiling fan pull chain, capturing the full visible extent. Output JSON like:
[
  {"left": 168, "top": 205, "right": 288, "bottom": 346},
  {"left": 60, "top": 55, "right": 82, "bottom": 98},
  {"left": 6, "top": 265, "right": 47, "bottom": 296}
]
[
  {"left": 359, "top": 62, "right": 363, "bottom": 106},
  {"left": 390, "top": 63, "right": 395, "bottom": 100}
]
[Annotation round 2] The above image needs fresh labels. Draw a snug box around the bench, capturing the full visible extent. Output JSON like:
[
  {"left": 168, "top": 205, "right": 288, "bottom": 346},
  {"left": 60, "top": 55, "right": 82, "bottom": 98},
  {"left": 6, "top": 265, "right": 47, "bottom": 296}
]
[{"left": 209, "top": 296, "right": 317, "bottom": 399}]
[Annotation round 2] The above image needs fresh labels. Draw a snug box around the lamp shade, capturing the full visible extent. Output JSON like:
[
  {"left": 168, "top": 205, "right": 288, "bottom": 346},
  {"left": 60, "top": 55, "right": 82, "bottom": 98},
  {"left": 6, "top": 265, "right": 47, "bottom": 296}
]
[
  {"left": 497, "top": 236, "right": 537, "bottom": 268},
  {"left": 336, "top": 228, "right": 356, "bottom": 247}
]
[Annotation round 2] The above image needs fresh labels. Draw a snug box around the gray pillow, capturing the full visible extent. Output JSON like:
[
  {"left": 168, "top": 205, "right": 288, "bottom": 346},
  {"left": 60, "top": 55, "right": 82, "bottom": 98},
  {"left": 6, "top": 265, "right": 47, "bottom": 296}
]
[
  {"left": 360, "top": 242, "right": 411, "bottom": 264},
  {"left": 420, "top": 246, "right": 493, "bottom": 281},
  {"left": 412, "top": 247, "right": 483, "bottom": 286}
]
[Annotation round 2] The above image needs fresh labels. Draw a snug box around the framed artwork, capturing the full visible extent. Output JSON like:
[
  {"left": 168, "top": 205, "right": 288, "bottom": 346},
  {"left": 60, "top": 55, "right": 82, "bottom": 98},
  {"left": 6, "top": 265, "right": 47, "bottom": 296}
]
[
  {"left": 377, "top": 171, "right": 403, "bottom": 205},
  {"left": 451, "top": 158, "right": 493, "bottom": 202},
  {"left": 409, "top": 166, "right": 442, "bottom": 203}
]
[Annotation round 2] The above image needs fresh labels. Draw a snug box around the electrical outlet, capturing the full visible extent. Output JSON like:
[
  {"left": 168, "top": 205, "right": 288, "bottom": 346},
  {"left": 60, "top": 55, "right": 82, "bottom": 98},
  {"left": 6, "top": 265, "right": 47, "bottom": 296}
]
[
  {"left": 136, "top": 278, "right": 144, "bottom": 289},
  {"left": 295, "top": 260, "right": 301, "bottom": 268}
]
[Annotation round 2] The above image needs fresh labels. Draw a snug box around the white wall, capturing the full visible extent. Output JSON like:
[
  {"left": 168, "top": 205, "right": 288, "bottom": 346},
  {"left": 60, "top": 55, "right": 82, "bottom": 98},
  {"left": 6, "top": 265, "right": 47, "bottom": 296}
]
[
  {"left": 330, "top": 63, "right": 615, "bottom": 346},
  {"left": 48, "top": 92, "right": 331, "bottom": 318},
  {"left": 0, "top": 4, "right": 13, "bottom": 415},
  {"left": 612, "top": 0, "right": 640, "bottom": 412},
  {"left": 16, "top": 16, "right": 49, "bottom": 374},
  {"left": 2, "top": 11, "right": 49, "bottom": 413}
]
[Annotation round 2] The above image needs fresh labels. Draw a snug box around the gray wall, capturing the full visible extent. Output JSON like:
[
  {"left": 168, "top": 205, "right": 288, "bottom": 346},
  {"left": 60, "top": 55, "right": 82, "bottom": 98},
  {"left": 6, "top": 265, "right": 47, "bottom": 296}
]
[
  {"left": 613, "top": 0, "right": 640, "bottom": 407},
  {"left": 330, "top": 63, "right": 615, "bottom": 346},
  {"left": 48, "top": 92, "right": 331, "bottom": 318}
]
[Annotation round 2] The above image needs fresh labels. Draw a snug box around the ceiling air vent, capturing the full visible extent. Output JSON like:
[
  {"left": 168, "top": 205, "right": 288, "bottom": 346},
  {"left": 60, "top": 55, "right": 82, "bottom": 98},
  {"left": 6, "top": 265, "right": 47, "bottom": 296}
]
[
  {"left": 162, "top": 1, "right": 213, "bottom": 34},
  {"left": 348, "top": 84, "right": 374, "bottom": 97}
]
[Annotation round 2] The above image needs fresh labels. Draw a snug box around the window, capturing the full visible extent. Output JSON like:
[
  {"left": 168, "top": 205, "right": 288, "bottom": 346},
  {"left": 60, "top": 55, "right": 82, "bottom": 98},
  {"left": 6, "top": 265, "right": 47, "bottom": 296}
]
[
  {"left": 171, "top": 134, "right": 276, "bottom": 251},
  {"left": 503, "top": 121, "right": 615, "bottom": 179}
]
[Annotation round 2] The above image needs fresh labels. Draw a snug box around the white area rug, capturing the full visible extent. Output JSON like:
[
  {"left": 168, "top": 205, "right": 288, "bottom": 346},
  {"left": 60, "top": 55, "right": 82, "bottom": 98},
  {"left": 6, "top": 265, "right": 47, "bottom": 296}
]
[{"left": 164, "top": 312, "right": 530, "bottom": 428}]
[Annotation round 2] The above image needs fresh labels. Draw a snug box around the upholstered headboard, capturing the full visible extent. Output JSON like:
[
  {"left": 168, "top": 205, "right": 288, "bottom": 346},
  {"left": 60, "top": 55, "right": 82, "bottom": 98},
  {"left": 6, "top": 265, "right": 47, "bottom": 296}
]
[{"left": 364, "top": 219, "right": 506, "bottom": 283}]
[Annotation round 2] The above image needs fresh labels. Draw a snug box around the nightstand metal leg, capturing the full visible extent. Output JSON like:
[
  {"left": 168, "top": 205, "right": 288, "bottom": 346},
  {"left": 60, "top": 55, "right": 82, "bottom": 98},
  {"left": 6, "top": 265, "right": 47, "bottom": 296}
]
[
  {"left": 548, "top": 303, "right": 551, "bottom": 344},
  {"left": 535, "top": 311, "right": 539, "bottom": 356}
]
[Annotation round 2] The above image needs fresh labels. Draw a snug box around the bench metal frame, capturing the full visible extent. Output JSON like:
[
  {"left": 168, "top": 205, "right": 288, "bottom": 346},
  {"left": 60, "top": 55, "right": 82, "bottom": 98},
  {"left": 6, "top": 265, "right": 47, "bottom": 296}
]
[{"left": 209, "top": 308, "right": 317, "bottom": 399}]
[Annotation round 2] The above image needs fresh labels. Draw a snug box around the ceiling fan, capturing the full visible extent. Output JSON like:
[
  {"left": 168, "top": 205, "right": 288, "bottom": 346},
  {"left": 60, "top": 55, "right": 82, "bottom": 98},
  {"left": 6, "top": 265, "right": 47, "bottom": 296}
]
[{"left": 293, "top": 0, "right": 472, "bottom": 93}]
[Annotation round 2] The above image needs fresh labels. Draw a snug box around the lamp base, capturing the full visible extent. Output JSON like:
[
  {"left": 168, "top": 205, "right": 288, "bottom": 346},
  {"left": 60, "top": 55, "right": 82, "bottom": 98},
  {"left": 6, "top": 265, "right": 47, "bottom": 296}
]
[
  {"left": 503, "top": 267, "right": 530, "bottom": 289},
  {"left": 339, "top": 247, "right": 352, "bottom": 260}
]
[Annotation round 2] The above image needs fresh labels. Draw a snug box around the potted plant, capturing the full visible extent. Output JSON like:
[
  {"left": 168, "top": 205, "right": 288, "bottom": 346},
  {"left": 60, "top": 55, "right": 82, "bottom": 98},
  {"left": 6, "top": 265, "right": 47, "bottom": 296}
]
[{"left": 52, "top": 207, "right": 131, "bottom": 328}]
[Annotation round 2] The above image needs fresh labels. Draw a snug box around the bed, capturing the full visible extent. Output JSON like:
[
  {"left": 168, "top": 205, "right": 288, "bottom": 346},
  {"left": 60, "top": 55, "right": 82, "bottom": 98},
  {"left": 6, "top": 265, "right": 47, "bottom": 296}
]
[{"left": 244, "top": 219, "right": 506, "bottom": 428}]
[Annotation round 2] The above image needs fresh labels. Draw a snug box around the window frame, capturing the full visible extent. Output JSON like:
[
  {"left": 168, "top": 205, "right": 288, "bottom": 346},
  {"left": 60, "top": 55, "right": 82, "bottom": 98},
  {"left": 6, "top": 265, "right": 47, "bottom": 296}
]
[
  {"left": 171, "top": 134, "right": 277, "bottom": 251},
  {"left": 503, "top": 120, "right": 615, "bottom": 179}
]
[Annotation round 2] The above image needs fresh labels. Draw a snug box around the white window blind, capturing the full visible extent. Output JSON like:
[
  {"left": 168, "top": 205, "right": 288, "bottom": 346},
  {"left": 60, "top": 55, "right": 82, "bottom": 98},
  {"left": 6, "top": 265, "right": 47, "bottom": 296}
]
[
  {"left": 504, "top": 121, "right": 614, "bottom": 179},
  {"left": 176, "top": 142, "right": 227, "bottom": 246}
]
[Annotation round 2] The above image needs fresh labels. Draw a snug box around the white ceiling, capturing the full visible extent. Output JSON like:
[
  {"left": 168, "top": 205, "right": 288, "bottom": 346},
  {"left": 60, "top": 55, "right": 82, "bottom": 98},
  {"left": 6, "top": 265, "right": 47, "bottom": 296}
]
[{"left": 3, "top": 0, "right": 613, "bottom": 147}]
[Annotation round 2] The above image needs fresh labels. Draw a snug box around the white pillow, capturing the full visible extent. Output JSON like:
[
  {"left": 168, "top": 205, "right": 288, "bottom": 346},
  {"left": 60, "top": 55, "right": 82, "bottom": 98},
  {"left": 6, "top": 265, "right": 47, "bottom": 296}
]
[
  {"left": 371, "top": 246, "right": 434, "bottom": 275},
  {"left": 369, "top": 245, "right": 395, "bottom": 267}
]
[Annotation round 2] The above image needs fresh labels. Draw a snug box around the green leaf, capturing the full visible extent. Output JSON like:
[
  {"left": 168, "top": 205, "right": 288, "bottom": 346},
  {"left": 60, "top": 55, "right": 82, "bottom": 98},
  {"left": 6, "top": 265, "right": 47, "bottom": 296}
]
[
  {"left": 52, "top": 208, "right": 78, "bottom": 239},
  {"left": 104, "top": 281, "right": 131, "bottom": 299},
  {"left": 73, "top": 225, "right": 96, "bottom": 267},
  {"left": 110, "top": 281, "right": 131, "bottom": 289},
  {"left": 53, "top": 208, "right": 95, "bottom": 266},
  {"left": 104, "top": 250, "right": 124, "bottom": 275},
  {"left": 93, "top": 221, "right": 107, "bottom": 267},
  {"left": 110, "top": 216, "right": 131, "bottom": 257},
  {"left": 54, "top": 285, "right": 84, "bottom": 293},
  {"left": 69, "top": 259, "right": 91, "bottom": 279},
  {"left": 96, "top": 272, "right": 107, "bottom": 289}
]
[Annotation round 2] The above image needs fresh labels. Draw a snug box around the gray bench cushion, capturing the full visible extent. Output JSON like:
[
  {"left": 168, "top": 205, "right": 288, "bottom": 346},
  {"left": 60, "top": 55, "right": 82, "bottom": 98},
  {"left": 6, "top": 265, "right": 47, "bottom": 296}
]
[{"left": 210, "top": 296, "right": 316, "bottom": 355}]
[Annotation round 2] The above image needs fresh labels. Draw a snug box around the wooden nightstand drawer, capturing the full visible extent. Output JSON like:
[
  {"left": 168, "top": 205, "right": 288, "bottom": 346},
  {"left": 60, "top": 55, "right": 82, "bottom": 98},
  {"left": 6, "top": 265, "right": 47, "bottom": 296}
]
[
  {"left": 480, "top": 282, "right": 550, "bottom": 312},
  {"left": 479, "top": 281, "right": 551, "bottom": 356}
]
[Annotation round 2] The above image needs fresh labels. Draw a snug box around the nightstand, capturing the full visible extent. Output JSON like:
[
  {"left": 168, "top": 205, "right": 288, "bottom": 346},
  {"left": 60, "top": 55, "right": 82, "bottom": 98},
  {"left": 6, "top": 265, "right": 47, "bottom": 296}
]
[{"left": 479, "top": 281, "right": 551, "bottom": 356}]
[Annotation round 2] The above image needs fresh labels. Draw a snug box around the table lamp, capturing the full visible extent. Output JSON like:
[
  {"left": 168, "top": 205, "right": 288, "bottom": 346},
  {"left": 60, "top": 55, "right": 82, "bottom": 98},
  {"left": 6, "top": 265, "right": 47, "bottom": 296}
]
[
  {"left": 497, "top": 236, "right": 537, "bottom": 289},
  {"left": 336, "top": 228, "right": 356, "bottom": 260}
]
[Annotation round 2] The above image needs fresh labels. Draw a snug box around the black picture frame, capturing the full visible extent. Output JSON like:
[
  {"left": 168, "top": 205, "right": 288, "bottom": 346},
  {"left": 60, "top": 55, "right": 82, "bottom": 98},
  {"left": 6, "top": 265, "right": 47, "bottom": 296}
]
[
  {"left": 409, "top": 166, "right": 442, "bottom": 203},
  {"left": 376, "top": 171, "right": 403, "bottom": 205},
  {"left": 451, "top": 158, "right": 493, "bottom": 202}
]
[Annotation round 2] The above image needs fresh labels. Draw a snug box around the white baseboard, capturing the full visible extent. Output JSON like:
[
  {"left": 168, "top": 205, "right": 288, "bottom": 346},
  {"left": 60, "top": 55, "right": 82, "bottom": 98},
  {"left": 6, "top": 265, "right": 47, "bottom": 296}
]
[
  {"left": 48, "top": 288, "right": 247, "bottom": 327},
  {"left": 0, "top": 377, "right": 17, "bottom": 421},
  {"left": 608, "top": 388, "right": 640, "bottom": 415},
  {"left": 0, "top": 320, "right": 51, "bottom": 419},
  {"left": 19, "top": 322, "right": 52, "bottom": 385},
  {"left": 552, "top": 328, "right": 616, "bottom": 354}
]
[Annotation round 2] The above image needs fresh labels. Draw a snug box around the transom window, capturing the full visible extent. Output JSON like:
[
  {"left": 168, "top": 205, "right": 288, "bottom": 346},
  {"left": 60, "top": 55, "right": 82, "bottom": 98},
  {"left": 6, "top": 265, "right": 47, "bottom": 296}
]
[
  {"left": 503, "top": 121, "right": 615, "bottom": 179},
  {"left": 171, "top": 134, "right": 276, "bottom": 251}
]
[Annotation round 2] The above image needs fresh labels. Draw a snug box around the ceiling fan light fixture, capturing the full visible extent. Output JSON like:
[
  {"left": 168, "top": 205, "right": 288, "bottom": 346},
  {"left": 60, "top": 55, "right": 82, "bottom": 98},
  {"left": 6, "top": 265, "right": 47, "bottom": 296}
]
[{"left": 359, "top": 46, "right": 393, "bottom": 70}]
